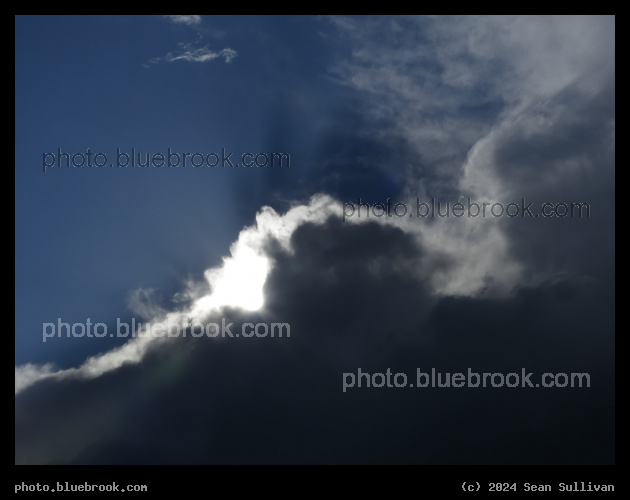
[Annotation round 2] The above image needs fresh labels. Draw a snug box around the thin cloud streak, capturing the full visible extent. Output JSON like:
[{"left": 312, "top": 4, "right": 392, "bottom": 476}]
[
  {"left": 165, "top": 47, "right": 237, "bottom": 64},
  {"left": 148, "top": 46, "right": 237, "bottom": 65}
]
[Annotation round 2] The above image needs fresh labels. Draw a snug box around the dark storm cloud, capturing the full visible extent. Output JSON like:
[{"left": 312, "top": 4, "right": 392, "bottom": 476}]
[
  {"left": 16, "top": 214, "right": 613, "bottom": 464},
  {"left": 473, "top": 79, "right": 616, "bottom": 289}
]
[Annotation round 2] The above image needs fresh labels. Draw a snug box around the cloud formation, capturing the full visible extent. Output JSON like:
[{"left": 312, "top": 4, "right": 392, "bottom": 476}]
[
  {"left": 15, "top": 210, "right": 614, "bottom": 464},
  {"left": 15, "top": 15, "right": 614, "bottom": 465}
]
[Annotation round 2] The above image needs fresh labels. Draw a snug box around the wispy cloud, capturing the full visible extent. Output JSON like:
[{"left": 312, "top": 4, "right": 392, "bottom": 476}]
[
  {"left": 165, "top": 15, "right": 202, "bottom": 26},
  {"left": 164, "top": 46, "right": 237, "bottom": 63},
  {"left": 147, "top": 43, "right": 237, "bottom": 66}
]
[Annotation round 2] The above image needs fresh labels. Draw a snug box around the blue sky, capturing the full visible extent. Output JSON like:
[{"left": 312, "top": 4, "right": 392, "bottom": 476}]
[
  {"left": 16, "top": 15, "right": 341, "bottom": 366},
  {"left": 15, "top": 15, "right": 614, "bottom": 466}
]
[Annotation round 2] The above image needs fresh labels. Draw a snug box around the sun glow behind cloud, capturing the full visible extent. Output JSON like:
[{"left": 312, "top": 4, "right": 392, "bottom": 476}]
[
  {"left": 193, "top": 245, "right": 270, "bottom": 316},
  {"left": 14, "top": 195, "right": 339, "bottom": 395}
]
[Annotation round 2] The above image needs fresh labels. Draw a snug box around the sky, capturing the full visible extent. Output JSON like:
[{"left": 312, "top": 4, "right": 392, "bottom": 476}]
[{"left": 15, "top": 15, "right": 614, "bottom": 465}]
